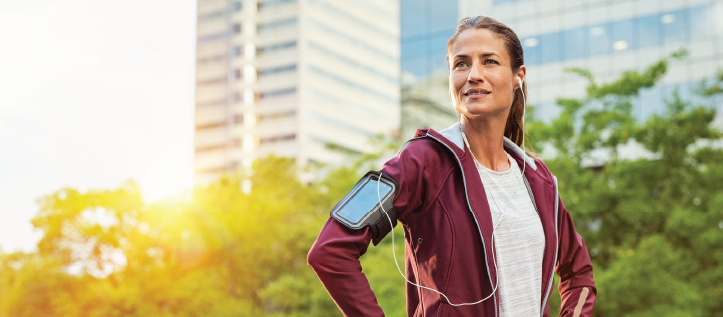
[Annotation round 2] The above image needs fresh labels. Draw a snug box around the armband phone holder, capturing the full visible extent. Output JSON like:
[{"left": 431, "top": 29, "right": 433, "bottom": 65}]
[{"left": 330, "top": 171, "right": 398, "bottom": 245}]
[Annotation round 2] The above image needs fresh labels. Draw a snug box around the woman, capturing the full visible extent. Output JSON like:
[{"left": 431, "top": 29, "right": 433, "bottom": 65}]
[{"left": 308, "top": 16, "right": 596, "bottom": 317}]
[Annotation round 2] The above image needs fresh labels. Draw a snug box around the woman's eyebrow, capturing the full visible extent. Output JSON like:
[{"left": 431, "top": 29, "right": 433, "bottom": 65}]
[{"left": 453, "top": 52, "right": 499, "bottom": 59}]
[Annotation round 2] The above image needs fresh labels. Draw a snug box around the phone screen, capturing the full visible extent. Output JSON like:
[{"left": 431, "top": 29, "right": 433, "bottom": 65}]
[{"left": 336, "top": 179, "right": 392, "bottom": 224}]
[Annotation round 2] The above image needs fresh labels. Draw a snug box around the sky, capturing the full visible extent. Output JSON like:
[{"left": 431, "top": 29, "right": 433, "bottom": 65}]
[{"left": 0, "top": 0, "right": 197, "bottom": 252}]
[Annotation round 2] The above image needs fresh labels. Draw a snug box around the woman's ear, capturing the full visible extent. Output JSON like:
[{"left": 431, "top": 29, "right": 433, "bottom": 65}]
[{"left": 515, "top": 65, "right": 527, "bottom": 89}]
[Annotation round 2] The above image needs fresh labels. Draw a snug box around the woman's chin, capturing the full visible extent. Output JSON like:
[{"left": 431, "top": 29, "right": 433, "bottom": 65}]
[{"left": 459, "top": 103, "right": 506, "bottom": 117}]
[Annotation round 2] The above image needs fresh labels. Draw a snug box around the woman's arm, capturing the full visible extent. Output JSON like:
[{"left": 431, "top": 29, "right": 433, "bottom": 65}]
[
  {"left": 307, "top": 140, "right": 439, "bottom": 316},
  {"left": 307, "top": 218, "right": 385, "bottom": 316},
  {"left": 555, "top": 198, "right": 597, "bottom": 317}
]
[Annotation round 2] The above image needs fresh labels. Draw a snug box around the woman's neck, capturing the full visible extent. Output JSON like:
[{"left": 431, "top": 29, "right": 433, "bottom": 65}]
[{"left": 460, "top": 117, "right": 510, "bottom": 172}]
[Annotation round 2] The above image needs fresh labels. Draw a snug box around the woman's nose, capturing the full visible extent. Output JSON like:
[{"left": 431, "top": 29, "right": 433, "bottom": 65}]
[{"left": 467, "top": 63, "right": 484, "bottom": 83}]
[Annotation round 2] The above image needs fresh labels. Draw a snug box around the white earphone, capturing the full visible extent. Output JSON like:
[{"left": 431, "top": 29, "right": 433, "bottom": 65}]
[{"left": 517, "top": 76, "right": 526, "bottom": 155}]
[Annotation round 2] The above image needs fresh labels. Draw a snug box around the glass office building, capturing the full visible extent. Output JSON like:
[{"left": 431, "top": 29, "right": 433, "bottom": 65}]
[{"left": 401, "top": 0, "right": 723, "bottom": 137}]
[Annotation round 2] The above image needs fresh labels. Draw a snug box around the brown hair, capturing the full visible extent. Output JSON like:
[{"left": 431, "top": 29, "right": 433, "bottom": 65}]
[{"left": 446, "top": 16, "right": 530, "bottom": 152}]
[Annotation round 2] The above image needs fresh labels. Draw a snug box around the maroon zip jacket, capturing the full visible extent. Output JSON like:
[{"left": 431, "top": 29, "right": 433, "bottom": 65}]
[{"left": 308, "top": 124, "right": 596, "bottom": 317}]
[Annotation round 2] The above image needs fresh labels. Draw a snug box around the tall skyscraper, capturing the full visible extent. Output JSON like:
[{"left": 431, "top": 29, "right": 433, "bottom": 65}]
[
  {"left": 400, "top": 0, "right": 723, "bottom": 137},
  {"left": 195, "top": 0, "right": 400, "bottom": 184}
]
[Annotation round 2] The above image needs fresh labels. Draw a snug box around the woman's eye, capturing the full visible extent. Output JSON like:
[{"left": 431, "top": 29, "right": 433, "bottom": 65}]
[
  {"left": 484, "top": 59, "right": 499, "bottom": 65},
  {"left": 455, "top": 61, "right": 469, "bottom": 68}
]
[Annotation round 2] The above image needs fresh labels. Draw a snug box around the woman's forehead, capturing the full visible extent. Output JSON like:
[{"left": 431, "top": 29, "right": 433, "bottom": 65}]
[{"left": 449, "top": 29, "right": 508, "bottom": 59}]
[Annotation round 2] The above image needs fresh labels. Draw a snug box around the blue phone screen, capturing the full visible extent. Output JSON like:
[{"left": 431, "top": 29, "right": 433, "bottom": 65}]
[{"left": 337, "top": 179, "right": 392, "bottom": 224}]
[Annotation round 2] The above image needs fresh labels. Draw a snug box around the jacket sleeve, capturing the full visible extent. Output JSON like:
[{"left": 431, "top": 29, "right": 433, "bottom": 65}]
[
  {"left": 307, "top": 142, "right": 435, "bottom": 316},
  {"left": 555, "top": 198, "right": 597, "bottom": 317}
]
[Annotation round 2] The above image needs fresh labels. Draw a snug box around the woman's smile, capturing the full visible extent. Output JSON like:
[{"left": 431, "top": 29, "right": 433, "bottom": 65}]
[{"left": 463, "top": 87, "right": 492, "bottom": 99}]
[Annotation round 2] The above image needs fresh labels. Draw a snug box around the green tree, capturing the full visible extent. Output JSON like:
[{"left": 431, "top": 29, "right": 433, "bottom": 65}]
[{"left": 528, "top": 49, "right": 723, "bottom": 316}]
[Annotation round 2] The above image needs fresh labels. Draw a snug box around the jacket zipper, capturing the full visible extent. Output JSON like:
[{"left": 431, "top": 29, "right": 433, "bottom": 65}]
[
  {"left": 522, "top": 175, "right": 539, "bottom": 215},
  {"left": 539, "top": 176, "right": 560, "bottom": 316},
  {"left": 425, "top": 133, "right": 498, "bottom": 317}
]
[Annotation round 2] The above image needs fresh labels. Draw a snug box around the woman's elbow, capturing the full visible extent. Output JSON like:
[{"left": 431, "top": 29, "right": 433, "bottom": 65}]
[{"left": 307, "top": 242, "right": 327, "bottom": 271}]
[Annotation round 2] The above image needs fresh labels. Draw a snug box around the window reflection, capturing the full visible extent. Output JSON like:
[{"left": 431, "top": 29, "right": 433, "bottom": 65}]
[
  {"left": 563, "top": 29, "right": 585, "bottom": 60},
  {"left": 690, "top": 6, "right": 711, "bottom": 39},
  {"left": 540, "top": 32, "right": 561, "bottom": 64},
  {"left": 637, "top": 15, "right": 659, "bottom": 48},
  {"left": 613, "top": 20, "right": 634, "bottom": 52},
  {"left": 588, "top": 25, "right": 610, "bottom": 56},
  {"left": 520, "top": 5, "right": 710, "bottom": 66},
  {"left": 662, "top": 12, "right": 687, "bottom": 43}
]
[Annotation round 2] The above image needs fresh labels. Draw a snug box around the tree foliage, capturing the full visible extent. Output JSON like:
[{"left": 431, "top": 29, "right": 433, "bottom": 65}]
[
  {"left": 529, "top": 49, "right": 723, "bottom": 316},
  {"left": 0, "top": 149, "right": 409, "bottom": 316}
]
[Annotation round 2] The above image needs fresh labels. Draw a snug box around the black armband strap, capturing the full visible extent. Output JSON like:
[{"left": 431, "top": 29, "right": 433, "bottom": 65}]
[{"left": 330, "top": 171, "right": 399, "bottom": 246}]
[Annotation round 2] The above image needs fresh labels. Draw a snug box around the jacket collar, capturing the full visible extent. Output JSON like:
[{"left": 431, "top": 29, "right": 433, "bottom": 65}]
[{"left": 436, "top": 122, "right": 537, "bottom": 171}]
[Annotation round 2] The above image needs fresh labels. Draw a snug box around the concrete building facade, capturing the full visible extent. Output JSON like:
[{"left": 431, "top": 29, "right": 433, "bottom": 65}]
[{"left": 195, "top": 0, "right": 400, "bottom": 184}]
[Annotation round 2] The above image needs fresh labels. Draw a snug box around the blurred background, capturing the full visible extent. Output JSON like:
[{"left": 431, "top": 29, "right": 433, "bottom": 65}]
[{"left": 2, "top": 0, "right": 723, "bottom": 316}]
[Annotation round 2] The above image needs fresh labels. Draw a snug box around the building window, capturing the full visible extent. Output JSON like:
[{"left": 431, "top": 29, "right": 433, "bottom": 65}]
[
  {"left": 258, "top": 110, "right": 296, "bottom": 123},
  {"left": 306, "top": 110, "right": 374, "bottom": 137},
  {"left": 259, "top": 87, "right": 296, "bottom": 99},
  {"left": 308, "top": 42, "right": 397, "bottom": 83},
  {"left": 309, "top": 0, "right": 394, "bottom": 42},
  {"left": 197, "top": 10, "right": 225, "bottom": 21},
  {"left": 233, "top": 24, "right": 242, "bottom": 34},
  {"left": 232, "top": 46, "right": 242, "bottom": 57},
  {"left": 232, "top": 1, "right": 242, "bottom": 11},
  {"left": 257, "top": 41, "right": 297, "bottom": 56},
  {"left": 234, "top": 114, "right": 244, "bottom": 124},
  {"left": 258, "top": 0, "right": 297, "bottom": 10},
  {"left": 258, "top": 18, "right": 297, "bottom": 32},
  {"left": 258, "top": 64, "right": 296, "bottom": 77},
  {"left": 259, "top": 134, "right": 296, "bottom": 145},
  {"left": 307, "top": 19, "right": 395, "bottom": 62},
  {"left": 309, "top": 65, "right": 396, "bottom": 103},
  {"left": 519, "top": 5, "right": 710, "bottom": 66}
]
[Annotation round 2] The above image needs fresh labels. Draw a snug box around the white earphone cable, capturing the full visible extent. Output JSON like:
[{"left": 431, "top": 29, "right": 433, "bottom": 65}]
[
  {"left": 376, "top": 172, "right": 504, "bottom": 306},
  {"left": 518, "top": 77, "right": 527, "bottom": 176}
]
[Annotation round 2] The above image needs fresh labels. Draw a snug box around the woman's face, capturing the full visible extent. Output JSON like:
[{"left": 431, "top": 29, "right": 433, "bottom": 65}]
[{"left": 448, "top": 28, "right": 525, "bottom": 121}]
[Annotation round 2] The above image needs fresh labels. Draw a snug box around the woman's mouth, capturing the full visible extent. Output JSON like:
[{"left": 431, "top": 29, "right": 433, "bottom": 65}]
[{"left": 464, "top": 88, "right": 491, "bottom": 96}]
